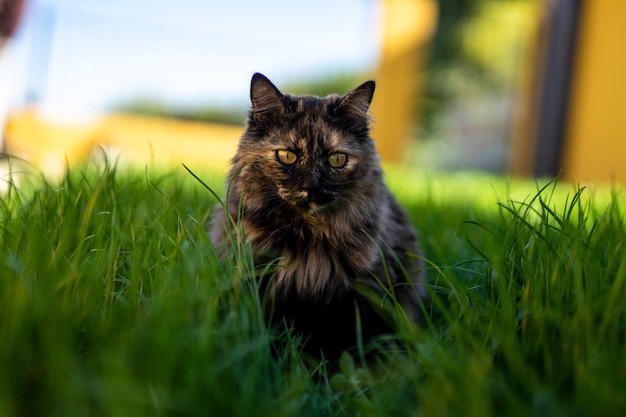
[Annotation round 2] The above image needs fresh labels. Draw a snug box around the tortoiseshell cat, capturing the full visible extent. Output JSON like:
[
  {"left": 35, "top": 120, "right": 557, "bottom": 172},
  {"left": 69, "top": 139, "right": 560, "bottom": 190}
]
[{"left": 211, "top": 73, "right": 426, "bottom": 358}]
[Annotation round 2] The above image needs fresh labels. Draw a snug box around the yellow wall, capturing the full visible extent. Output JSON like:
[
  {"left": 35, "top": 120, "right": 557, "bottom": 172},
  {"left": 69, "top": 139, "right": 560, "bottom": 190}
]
[
  {"left": 370, "top": 0, "right": 438, "bottom": 162},
  {"left": 562, "top": 0, "right": 626, "bottom": 184},
  {"left": 5, "top": 109, "right": 241, "bottom": 176}
]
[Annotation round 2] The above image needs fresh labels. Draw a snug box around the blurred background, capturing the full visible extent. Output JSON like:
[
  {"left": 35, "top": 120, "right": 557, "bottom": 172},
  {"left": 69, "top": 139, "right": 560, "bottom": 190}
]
[{"left": 1, "top": 0, "right": 625, "bottom": 184}]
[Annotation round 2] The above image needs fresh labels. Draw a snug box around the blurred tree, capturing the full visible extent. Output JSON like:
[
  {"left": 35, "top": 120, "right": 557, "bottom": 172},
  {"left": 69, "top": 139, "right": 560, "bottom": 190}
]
[
  {"left": 282, "top": 72, "right": 364, "bottom": 97},
  {"left": 112, "top": 72, "right": 365, "bottom": 126},
  {"left": 430, "top": 0, "right": 480, "bottom": 69},
  {"left": 113, "top": 97, "right": 247, "bottom": 126},
  {"left": 421, "top": 0, "right": 480, "bottom": 134},
  {"left": 421, "top": 0, "right": 531, "bottom": 137}
]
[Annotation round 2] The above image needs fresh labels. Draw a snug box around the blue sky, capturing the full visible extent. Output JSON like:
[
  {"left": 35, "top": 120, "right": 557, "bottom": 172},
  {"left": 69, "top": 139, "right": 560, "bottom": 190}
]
[{"left": 8, "top": 0, "right": 379, "bottom": 117}]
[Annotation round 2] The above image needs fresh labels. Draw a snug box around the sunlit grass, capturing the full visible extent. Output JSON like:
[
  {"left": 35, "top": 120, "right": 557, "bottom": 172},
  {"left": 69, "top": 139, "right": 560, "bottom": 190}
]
[{"left": 1, "top": 160, "right": 625, "bottom": 416}]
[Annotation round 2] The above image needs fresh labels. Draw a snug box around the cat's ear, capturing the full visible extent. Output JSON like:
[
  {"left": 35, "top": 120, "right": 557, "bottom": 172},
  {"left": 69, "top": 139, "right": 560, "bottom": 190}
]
[
  {"left": 250, "top": 73, "right": 284, "bottom": 115},
  {"left": 339, "top": 80, "right": 375, "bottom": 115}
]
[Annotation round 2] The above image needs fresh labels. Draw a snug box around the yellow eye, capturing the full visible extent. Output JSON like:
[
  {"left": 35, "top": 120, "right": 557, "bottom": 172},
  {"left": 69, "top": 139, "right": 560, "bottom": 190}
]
[
  {"left": 328, "top": 152, "right": 347, "bottom": 168},
  {"left": 276, "top": 150, "right": 297, "bottom": 165}
]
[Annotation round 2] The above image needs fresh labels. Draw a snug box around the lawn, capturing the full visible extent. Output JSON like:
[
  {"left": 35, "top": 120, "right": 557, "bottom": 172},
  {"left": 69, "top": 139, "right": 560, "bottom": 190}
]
[{"left": 1, "top": 160, "right": 625, "bottom": 417}]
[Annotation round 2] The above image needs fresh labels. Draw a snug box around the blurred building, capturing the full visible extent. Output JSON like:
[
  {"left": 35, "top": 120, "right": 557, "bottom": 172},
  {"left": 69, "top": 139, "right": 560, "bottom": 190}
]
[{"left": 510, "top": 0, "right": 626, "bottom": 184}]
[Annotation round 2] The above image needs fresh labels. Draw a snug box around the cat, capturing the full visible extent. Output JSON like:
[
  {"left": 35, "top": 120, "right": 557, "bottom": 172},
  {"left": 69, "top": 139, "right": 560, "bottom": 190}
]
[{"left": 210, "top": 73, "right": 426, "bottom": 358}]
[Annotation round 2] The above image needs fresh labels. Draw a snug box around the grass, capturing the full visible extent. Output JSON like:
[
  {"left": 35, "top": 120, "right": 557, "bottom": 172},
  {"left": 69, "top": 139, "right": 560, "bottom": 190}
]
[{"left": 1, "top": 159, "right": 625, "bottom": 416}]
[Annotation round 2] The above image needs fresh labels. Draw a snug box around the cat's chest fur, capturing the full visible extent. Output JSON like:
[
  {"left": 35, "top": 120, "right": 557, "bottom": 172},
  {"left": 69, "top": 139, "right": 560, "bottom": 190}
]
[{"left": 242, "top": 196, "right": 384, "bottom": 300}]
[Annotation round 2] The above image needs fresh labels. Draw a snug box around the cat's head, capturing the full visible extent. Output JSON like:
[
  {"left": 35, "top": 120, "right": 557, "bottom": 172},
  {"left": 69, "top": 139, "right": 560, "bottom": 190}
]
[{"left": 233, "top": 73, "right": 380, "bottom": 215}]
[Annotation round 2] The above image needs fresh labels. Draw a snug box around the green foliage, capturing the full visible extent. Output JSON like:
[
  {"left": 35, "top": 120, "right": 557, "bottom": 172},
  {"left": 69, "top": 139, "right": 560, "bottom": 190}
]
[
  {"left": 421, "top": 0, "right": 534, "bottom": 140},
  {"left": 280, "top": 72, "right": 366, "bottom": 97},
  {"left": 113, "top": 97, "right": 247, "bottom": 125},
  {"left": 111, "top": 72, "right": 365, "bottom": 126},
  {"left": 1, "top": 162, "right": 625, "bottom": 416},
  {"left": 429, "top": 0, "right": 533, "bottom": 88}
]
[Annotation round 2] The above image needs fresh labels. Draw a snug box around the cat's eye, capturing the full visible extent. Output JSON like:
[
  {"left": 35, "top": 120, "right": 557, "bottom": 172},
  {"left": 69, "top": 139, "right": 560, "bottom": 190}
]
[
  {"left": 328, "top": 152, "right": 348, "bottom": 168},
  {"left": 276, "top": 150, "right": 297, "bottom": 165}
]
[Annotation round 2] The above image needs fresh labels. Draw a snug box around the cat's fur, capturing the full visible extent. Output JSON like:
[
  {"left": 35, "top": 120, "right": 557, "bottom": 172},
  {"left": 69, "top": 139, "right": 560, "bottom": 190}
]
[{"left": 210, "top": 73, "right": 426, "bottom": 358}]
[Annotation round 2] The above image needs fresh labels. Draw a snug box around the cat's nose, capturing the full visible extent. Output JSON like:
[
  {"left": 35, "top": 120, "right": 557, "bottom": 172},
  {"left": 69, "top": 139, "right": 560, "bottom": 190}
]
[
  {"left": 303, "top": 184, "right": 321, "bottom": 194},
  {"left": 301, "top": 175, "right": 319, "bottom": 190},
  {"left": 302, "top": 185, "right": 320, "bottom": 201},
  {"left": 305, "top": 186, "right": 334, "bottom": 205}
]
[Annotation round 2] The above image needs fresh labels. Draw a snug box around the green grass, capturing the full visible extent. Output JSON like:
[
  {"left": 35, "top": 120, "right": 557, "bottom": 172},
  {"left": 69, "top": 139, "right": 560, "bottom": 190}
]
[{"left": 1, "top": 160, "right": 625, "bottom": 417}]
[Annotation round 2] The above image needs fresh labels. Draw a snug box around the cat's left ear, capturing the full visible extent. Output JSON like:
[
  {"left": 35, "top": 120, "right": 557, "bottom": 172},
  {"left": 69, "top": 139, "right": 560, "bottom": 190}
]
[
  {"left": 250, "top": 73, "right": 284, "bottom": 115},
  {"left": 340, "top": 80, "right": 375, "bottom": 115}
]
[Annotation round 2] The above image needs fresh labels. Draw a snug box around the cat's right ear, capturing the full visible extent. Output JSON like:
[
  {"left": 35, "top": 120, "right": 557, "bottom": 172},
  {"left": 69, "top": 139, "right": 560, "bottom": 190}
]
[{"left": 250, "top": 73, "right": 284, "bottom": 116}]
